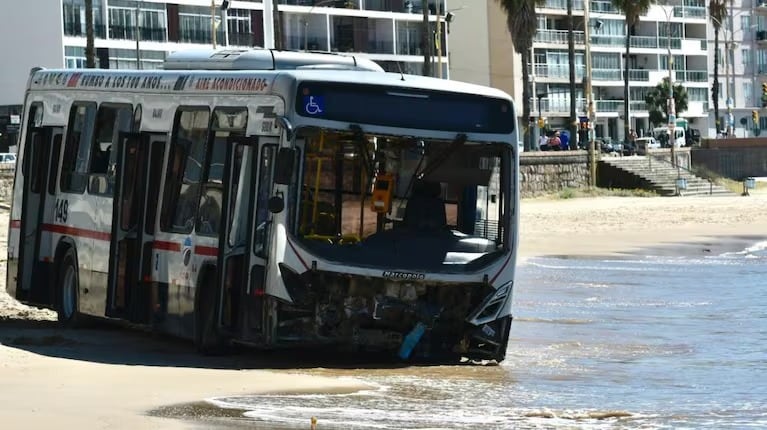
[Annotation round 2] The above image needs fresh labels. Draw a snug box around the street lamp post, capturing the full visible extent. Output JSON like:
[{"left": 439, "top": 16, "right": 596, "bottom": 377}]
[
  {"left": 662, "top": 4, "right": 676, "bottom": 167},
  {"left": 584, "top": 0, "right": 596, "bottom": 186}
]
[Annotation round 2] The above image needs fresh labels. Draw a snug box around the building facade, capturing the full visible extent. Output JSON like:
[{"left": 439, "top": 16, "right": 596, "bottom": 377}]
[
  {"left": 0, "top": 0, "right": 453, "bottom": 109},
  {"left": 448, "top": 0, "right": 767, "bottom": 143},
  {"left": 0, "top": 0, "right": 456, "bottom": 150}
]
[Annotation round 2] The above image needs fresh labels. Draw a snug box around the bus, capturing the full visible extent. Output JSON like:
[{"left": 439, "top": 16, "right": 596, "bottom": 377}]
[{"left": 7, "top": 48, "right": 519, "bottom": 363}]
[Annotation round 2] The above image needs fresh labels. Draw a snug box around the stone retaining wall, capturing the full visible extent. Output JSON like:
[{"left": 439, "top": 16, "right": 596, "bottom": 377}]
[{"left": 519, "top": 151, "right": 590, "bottom": 197}]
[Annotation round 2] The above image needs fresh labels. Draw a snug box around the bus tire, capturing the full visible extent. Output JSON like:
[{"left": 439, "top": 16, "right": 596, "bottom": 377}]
[
  {"left": 194, "top": 270, "right": 227, "bottom": 355},
  {"left": 57, "top": 247, "right": 83, "bottom": 328}
]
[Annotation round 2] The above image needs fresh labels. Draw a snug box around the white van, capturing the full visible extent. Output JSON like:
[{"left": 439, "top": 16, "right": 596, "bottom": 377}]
[{"left": 653, "top": 127, "right": 685, "bottom": 148}]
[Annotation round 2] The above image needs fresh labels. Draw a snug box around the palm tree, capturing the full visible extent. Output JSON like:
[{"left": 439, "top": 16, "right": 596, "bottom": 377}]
[
  {"left": 611, "top": 0, "right": 655, "bottom": 143},
  {"left": 85, "top": 0, "right": 95, "bottom": 68},
  {"left": 645, "top": 77, "right": 689, "bottom": 127},
  {"left": 567, "top": 0, "right": 577, "bottom": 150},
  {"left": 422, "top": 0, "right": 432, "bottom": 76},
  {"left": 496, "top": 0, "right": 544, "bottom": 151},
  {"left": 710, "top": 0, "right": 727, "bottom": 134}
]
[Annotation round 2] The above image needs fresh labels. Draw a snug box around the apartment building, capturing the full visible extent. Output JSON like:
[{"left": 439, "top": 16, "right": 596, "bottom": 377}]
[
  {"left": 527, "top": 0, "right": 709, "bottom": 141},
  {"left": 0, "top": 0, "right": 452, "bottom": 146},
  {"left": 0, "top": 0, "right": 453, "bottom": 97}
]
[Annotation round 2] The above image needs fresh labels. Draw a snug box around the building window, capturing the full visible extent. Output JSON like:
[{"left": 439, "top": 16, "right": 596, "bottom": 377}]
[
  {"left": 62, "top": 0, "right": 104, "bottom": 37},
  {"left": 179, "top": 5, "right": 223, "bottom": 45},
  {"left": 742, "top": 48, "right": 751, "bottom": 67},
  {"left": 688, "top": 88, "right": 708, "bottom": 102},
  {"left": 743, "top": 81, "right": 753, "bottom": 106},
  {"left": 64, "top": 46, "right": 86, "bottom": 69}
]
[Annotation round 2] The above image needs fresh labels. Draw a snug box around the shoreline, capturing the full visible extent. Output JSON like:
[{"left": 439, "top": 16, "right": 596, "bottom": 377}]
[{"left": 2, "top": 192, "right": 767, "bottom": 429}]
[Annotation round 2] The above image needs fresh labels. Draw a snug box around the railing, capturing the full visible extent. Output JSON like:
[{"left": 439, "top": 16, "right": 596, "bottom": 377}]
[
  {"left": 626, "top": 69, "right": 650, "bottom": 81},
  {"left": 542, "top": 0, "right": 585, "bottom": 10},
  {"left": 630, "top": 35, "right": 659, "bottom": 49},
  {"left": 673, "top": 6, "right": 706, "bottom": 18},
  {"left": 591, "top": 0, "right": 620, "bottom": 14},
  {"left": 109, "top": 25, "right": 167, "bottom": 42},
  {"left": 675, "top": 70, "right": 708, "bottom": 82},
  {"left": 64, "top": 23, "right": 106, "bottom": 38},
  {"left": 228, "top": 32, "right": 258, "bottom": 47},
  {"left": 535, "top": 29, "right": 585, "bottom": 45},
  {"left": 592, "top": 68, "right": 622, "bottom": 80},
  {"left": 532, "top": 64, "right": 585, "bottom": 79},
  {"left": 591, "top": 34, "right": 628, "bottom": 47},
  {"left": 658, "top": 38, "right": 683, "bottom": 49}
]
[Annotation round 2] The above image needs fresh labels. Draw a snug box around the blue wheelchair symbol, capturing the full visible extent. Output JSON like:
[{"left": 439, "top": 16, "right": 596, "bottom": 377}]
[{"left": 304, "top": 96, "right": 324, "bottom": 115}]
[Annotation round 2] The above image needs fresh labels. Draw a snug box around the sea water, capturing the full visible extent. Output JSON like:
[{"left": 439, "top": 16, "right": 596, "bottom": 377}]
[{"left": 211, "top": 241, "right": 767, "bottom": 429}]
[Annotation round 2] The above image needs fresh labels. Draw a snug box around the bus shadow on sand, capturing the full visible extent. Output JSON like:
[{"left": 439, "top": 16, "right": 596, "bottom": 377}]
[{"left": 0, "top": 316, "right": 438, "bottom": 370}]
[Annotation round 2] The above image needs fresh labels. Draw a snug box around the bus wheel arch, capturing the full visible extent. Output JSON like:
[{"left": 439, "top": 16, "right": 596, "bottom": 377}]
[
  {"left": 54, "top": 239, "right": 82, "bottom": 327},
  {"left": 194, "top": 263, "right": 227, "bottom": 355}
]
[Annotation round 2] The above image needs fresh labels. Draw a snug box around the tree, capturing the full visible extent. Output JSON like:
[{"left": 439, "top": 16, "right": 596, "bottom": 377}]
[
  {"left": 85, "top": 0, "right": 95, "bottom": 68},
  {"left": 644, "top": 77, "right": 689, "bottom": 127},
  {"left": 567, "top": 0, "right": 577, "bottom": 150},
  {"left": 710, "top": 0, "right": 727, "bottom": 133},
  {"left": 273, "top": 0, "right": 284, "bottom": 50},
  {"left": 495, "top": 0, "right": 544, "bottom": 151},
  {"left": 611, "top": 0, "right": 655, "bottom": 142}
]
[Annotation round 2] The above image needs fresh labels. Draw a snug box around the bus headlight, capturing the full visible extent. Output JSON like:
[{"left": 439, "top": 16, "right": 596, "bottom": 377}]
[{"left": 466, "top": 281, "right": 512, "bottom": 326}]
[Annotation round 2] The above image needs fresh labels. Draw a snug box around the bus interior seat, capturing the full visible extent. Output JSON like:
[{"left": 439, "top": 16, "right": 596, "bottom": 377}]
[{"left": 402, "top": 180, "right": 446, "bottom": 232}]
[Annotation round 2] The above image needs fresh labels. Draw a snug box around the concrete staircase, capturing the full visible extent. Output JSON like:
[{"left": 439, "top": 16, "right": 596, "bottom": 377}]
[{"left": 600, "top": 156, "right": 736, "bottom": 196}]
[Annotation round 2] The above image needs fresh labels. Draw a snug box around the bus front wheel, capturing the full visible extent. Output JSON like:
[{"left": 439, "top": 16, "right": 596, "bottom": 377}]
[{"left": 57, "top": 248, "right": 82, "bottom": 328}]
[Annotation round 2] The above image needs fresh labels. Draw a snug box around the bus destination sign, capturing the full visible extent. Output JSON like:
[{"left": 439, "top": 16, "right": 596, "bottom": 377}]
[{"left": 31, "top": 71, "right": 273, "bottom": 94}]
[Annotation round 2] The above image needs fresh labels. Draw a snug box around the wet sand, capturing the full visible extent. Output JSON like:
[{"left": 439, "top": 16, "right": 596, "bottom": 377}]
[{"left": 2, "top": 190, "right": 767, "bottom": 428}]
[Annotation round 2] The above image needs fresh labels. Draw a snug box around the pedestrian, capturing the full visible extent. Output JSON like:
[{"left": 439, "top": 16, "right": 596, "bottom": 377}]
[{"left": 548, "top": 131, "right": 562, "bottom": 151}]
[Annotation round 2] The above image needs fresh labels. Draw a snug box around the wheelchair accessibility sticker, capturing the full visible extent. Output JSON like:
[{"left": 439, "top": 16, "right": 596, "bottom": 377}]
[{"left": 304, "top": 96, "right": 324, "bottom": 115}]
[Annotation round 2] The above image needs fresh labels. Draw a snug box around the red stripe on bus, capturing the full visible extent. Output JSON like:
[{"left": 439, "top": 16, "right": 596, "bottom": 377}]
[
  {"left": 194, "top": 245, "right": 218, "bottom": 256},
  {"left": 42, "top": 223, "right": 111, "bottom": 241},
  {"left": 286, "top": 239, "right": 310, "bottom": 270},
  {"left": 153, "top": 240, "right": 181, "bottom": 252},
  {"left": 489, "top": 253, "right": 513, "bottom": 285},
  {"left": 10, "top": 220, "right": 21, "bottom": 228}
]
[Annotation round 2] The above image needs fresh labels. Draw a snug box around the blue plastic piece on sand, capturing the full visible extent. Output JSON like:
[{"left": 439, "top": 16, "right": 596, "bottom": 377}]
[{"left": 398, "top": 322, "right": 426, "bottom": 360}]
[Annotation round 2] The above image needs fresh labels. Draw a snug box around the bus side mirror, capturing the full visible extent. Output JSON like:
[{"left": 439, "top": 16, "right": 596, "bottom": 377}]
[
  {"left": 274, "top": 147, "right": 295, "bottom": 185},
  {"left": 268, "top": 195, "right": 285, "bottom": 213}
]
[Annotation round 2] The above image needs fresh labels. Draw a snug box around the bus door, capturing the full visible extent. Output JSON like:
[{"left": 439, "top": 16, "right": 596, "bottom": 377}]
[
  {"left": 216, "top": 137, "right": 273, "bottom": 342},
  {"left": 107, "top": 132, "right": 166, "bottom": 323},
  {"left": 17, "top": 126, "right": 63, "bottom": 305}
]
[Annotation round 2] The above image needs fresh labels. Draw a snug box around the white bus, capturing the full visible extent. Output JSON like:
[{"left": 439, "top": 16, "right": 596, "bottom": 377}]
[{"left": 7, "top": 49, "right": 519, "bottom": 363}]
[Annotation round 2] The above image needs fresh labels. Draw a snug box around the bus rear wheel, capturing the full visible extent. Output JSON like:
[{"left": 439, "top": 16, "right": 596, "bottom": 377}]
[
  {"left": 57, "top": 248, "right": 82, "bottom": 328},
  {"left": 194, "top": 271, "right": 227, "bottom": 355}
]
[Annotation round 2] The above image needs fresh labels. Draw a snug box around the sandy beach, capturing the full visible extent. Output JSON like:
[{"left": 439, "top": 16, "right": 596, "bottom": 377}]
[{"left": 2, "top": 191, "right": 767, "bottom": 429}]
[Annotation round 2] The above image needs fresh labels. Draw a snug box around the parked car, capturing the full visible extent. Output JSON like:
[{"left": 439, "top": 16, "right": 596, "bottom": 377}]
[
  {"left": 635, "top": 137, "right": 660, "bottom": 155},
  {"left": 0, "top": 153, "right": 17, "bottom": 167}
]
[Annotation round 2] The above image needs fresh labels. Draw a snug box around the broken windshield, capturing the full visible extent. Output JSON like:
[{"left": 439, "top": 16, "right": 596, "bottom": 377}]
[{"left": 291, "top": 128, "right": 513, "bottom": 272}]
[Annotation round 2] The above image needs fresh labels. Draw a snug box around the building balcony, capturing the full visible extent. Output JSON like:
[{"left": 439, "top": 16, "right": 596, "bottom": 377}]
[
  {"left": 755, "top": 1, "right": 767, "bottom": 15},
  {"left": 675, "top": 70, "right": 708, "bottom": 83},
  {"left": 178, "top": 29, "right": 225, "bottom": 45},
  {"left": 673, "top": 6, "right": 706, "bottom": 19},
  {"left": 109, "top": 25, "right": 167, "bottom": 42},
  {"left": 534, "top": 29, "right": 585, "bottom": 45},
  {"left": 64, "top": 22, "right": 106, "bottom": 39},
  {"left": 529, "top": 97, "right": 648, "bottom": 116},
  {"left": 228, "top": 32, "right": 261, "bottom": 47}
]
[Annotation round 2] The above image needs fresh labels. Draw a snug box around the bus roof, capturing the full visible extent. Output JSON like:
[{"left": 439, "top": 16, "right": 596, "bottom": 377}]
[
  {"left": 163, "top": 48, "right": 385, "bottom": 72},
  {"left": 27, "top": 67, "right": 513, "bottom": 102}
]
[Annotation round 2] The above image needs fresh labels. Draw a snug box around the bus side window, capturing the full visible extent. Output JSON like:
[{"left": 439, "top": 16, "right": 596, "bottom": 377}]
[
  {"left": 160, "top": 107, "right": 210, "bottom": 234},
  {"left": 196, "top": 107, "right": 248, "bottom": 237},
  {"left": 61, "top": 102, "right": 97, "bottom": 194},
  {"left": 89, "top": 104, "right": 132, "bottom": 196},
  {"left": 254, "top": 145, "right": 276, "bottom": 257}
]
